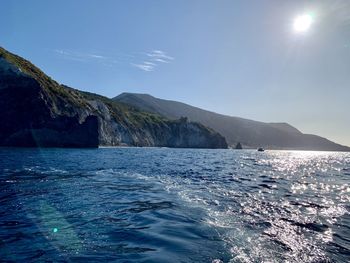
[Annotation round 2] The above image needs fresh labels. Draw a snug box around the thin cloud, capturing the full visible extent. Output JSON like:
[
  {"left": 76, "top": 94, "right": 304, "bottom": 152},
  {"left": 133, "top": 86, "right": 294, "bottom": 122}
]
[
  {"left": 131, "top": 50, "right": 174, "bottom": 72},
  {"left": 153, "top": 58, "right": 170, "bottom": 63},
  {"left": 54, "top": 49, "right": 107, "bottom": 62},
  {"left": 131, "top": 63, "right": 155, "bottom": 72},
  {"left": 147, "top": 50, "right": 174, "bottom": 62},
  {"left": 88, "top": 54, "right": 105, "bottom": 59},
  {"left": 143, "top": 61, "right": 156, "bottom": 66},
  {"left": 54, "top": 49, "right": 88, "bottom": 62},
  {"left": 54, "top": 49, "right": 174, "bottom": 72}
]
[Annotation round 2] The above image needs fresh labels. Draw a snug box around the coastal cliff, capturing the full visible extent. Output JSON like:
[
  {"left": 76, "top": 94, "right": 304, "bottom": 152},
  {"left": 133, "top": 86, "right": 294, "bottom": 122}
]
[
  {"left": 0, "top": 47, "right": 227, "bottom": 148},
  {"left": 114, "top": 93, "right": 350, "bottom": 152}
]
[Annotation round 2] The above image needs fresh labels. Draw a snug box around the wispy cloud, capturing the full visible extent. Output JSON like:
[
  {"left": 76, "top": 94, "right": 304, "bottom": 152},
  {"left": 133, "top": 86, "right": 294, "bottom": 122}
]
[
  {"left": 146, "top": 50, "right": 174, "bottom": 62},
  {"left": 54, "top": 49, "right": 136, "bottom": 66},
  {"left": 131, "top": 62, "right": 155, "bottom": 72},
  {"left": 153, "top": 58, "right": 170, "bottom": 63},
  {"left": 54, "top": 49, "right": 107, "bottom": 62},
  {"left": 54, "top": 49, "right": 174, "bottom": 72},
  {"left": 88, "top": 54, "right": 105, "bottom": 59},
  {"left": 131, "top": 50, "right": 174, "bottom": 72}
]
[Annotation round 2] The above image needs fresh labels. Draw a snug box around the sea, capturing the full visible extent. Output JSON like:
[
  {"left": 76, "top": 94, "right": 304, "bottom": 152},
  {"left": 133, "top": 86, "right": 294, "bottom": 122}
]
[{"left": 0, "top": 148, "right": 349, "bottom": 262}]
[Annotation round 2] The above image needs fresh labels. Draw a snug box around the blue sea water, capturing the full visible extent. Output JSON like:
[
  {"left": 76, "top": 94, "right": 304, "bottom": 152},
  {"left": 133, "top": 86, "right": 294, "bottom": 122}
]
[{"left": 0, "top": 148, "right": 349, "bottom": 262}]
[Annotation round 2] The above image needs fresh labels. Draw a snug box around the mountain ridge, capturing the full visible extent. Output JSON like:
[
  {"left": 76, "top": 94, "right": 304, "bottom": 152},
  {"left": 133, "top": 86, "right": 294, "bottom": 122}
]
[
  {"left": 114, "top": 92, "right": 350, "bottom": 151},
  {"left": 0, "top": 47, "right": 227, "bottom": 149}
]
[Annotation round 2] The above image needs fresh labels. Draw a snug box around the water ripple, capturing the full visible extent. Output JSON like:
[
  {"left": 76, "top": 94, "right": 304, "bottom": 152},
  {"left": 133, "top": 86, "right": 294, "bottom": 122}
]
[{"left": 0, "top": 148, "right": 349, "bottom": 262}]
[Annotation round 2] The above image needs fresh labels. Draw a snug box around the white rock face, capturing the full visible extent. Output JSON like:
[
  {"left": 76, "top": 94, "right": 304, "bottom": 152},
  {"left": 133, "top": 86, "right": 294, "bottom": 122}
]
[
  {"left": 0, "top": 57, "right": 29, "bottom": 90},
  {"left": 0, "top": 57, "right": 26, "bottom": 77}
]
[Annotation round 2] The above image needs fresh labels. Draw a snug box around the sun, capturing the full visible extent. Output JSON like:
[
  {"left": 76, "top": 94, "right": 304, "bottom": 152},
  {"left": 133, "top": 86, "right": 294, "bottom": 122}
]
[{"left": 293, "top": 14, "right": 313, "bottom": 33}]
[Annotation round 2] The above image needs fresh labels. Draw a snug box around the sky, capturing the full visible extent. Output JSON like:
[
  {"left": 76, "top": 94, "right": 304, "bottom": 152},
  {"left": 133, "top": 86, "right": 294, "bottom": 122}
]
[{"left": 1, "top": 0, "right": 349, "bottom": 146}]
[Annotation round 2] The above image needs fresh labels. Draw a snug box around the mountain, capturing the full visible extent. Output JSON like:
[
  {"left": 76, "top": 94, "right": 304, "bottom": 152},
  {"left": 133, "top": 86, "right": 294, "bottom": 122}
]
[
  {"left": 0, "top": 47, "right": 227, "bottom": 148},
  {"left": 114, "top": 93, "right": 350, "bottom": 151}
]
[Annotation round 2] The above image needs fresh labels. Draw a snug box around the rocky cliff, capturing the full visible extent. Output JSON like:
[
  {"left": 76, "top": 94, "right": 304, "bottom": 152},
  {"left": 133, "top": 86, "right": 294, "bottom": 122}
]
[
  {"left": 0, "top": 47, "right": 227, "bottom": 148},
  {"left": 114, "top": 93, "right": 350, "bottom": 152}
]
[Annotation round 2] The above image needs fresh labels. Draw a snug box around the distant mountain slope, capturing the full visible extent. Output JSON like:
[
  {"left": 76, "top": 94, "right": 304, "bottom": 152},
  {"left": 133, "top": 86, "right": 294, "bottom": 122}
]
[
  {"left": 0, "top": 47, "right": 227, "bottom": 148},
  {"left": 114, "top": 93, "right": 350, "bottom": 151}
]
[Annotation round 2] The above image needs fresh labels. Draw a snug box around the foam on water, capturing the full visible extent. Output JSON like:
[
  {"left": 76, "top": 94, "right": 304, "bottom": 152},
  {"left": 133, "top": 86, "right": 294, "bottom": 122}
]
[{"left": 127, "top": 150, "right": 350, "bottom": 262}]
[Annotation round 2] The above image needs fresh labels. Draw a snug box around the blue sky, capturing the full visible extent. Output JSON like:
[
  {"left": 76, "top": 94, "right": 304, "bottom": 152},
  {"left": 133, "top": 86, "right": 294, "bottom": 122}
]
[{"left": 1, "top": 0, "right": 350, "bottom": 146}]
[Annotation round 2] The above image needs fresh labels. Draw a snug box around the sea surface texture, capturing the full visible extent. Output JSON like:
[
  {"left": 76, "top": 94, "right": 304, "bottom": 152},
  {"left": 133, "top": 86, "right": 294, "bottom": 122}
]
[{"left": 0, "top": 148, "right": 349, "bottom": 262}]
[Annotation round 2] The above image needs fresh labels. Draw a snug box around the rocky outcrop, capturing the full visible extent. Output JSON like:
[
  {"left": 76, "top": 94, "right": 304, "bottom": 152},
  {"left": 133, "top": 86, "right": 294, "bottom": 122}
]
[
  {"left": 235, "top": 142, "right": 243, "bottom": 149},
  {"left": 0, "top": 47, "right": 227, "bottom": 149}
]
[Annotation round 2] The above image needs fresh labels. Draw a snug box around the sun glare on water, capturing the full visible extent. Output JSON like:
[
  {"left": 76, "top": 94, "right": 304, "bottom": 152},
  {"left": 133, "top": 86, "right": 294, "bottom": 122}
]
[{"left": 293, "top": 14, "right": 313, "bottom": 33}]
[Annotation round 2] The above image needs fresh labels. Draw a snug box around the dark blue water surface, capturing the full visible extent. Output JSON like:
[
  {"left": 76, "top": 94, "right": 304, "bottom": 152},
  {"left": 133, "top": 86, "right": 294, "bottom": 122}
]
[{"left": 0, "top": 148, "right": 349, "bottom": 262}]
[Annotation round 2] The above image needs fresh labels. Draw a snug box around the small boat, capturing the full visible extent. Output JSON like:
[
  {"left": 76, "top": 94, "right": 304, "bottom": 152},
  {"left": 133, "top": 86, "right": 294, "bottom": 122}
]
[{"left": 257, "top": 147, "right": 265, "bottom": 152}]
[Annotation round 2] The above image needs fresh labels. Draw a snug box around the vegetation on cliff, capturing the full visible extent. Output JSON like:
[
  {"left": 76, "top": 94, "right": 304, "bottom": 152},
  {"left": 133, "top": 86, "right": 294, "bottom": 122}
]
[{"left": 114, "top": 93, "right": 350, "bottom": 151}]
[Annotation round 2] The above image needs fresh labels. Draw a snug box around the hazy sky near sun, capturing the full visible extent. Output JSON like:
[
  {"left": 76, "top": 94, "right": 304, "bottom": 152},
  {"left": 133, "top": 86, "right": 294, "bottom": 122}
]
[{"left": 1, "top": 0, "right": 350, "bottom": 146}]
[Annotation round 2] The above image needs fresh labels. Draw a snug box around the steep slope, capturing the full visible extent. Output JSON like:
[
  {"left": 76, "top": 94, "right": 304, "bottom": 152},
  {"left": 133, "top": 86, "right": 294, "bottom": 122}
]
[
  {"left": 0, "top": 47, "right": 227, "bottom": 148},
  {"left": 114, "top": 93, "right": 350, "bottom": 151}
]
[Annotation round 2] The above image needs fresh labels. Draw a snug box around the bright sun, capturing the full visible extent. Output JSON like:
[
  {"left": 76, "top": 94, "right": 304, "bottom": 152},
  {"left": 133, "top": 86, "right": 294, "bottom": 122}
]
[{"left": 293, "top": 14, "right": 313, "bottom": 33}]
